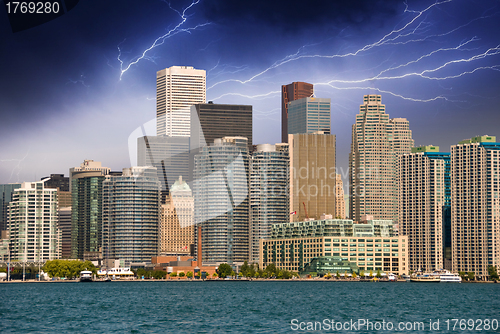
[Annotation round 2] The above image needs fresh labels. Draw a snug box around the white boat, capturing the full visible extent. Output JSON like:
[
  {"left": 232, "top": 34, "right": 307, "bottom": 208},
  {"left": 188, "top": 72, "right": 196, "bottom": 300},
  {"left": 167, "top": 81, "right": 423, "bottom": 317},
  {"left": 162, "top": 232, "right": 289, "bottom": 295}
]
[
  {"left": 431, "top": 269, "right": 462, "bottom": 283},
  {"left": 79, "top": 270, "right": 93, "bottom": 282},
  {"left": 97, "top": 267, "right": 134, "bottom": 280}
]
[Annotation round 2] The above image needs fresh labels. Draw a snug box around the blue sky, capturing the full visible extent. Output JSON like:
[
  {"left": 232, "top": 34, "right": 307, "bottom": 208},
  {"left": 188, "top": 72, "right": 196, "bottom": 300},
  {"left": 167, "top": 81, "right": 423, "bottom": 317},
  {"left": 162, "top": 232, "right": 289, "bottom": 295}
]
[{"left": 1, "top": 0, "right": 499, "bottom": 184}]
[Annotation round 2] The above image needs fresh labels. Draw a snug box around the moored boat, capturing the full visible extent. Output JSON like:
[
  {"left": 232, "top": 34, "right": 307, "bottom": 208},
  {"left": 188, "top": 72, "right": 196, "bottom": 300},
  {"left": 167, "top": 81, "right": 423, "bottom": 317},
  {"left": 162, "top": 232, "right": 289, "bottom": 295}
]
[
  {"left": 410, "top": 274, "right": 440, "bottom": 283},
  {"left": 79, "top": 270, "right": 93, "bottom": 282},
  {"left": 431, "top": 269, "right": 462, "bottom": 283}
]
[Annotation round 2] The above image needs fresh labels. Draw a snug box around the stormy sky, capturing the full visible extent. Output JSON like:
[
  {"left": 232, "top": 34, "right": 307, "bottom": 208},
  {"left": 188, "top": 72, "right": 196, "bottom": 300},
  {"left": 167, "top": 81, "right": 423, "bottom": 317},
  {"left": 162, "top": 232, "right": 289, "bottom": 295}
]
[{"left": 1, "top": 0, "right": 499, "bottom": 185}]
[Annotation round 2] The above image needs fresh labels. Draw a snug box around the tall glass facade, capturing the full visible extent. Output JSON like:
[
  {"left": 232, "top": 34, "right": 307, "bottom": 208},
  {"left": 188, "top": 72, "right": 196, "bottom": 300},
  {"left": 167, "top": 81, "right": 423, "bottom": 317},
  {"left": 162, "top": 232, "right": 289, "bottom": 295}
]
[
  {"left": 249, "top": 143, "right": 289, "bottom": 263},
  {"left": 102, "top": 167, "right": 160, "bottom": 266},
  {"left": 194, "top": 137, "right": 249, "bottom": 264},
  {"left": 287, "top": 97, "right": 331, "bottom": 135}
]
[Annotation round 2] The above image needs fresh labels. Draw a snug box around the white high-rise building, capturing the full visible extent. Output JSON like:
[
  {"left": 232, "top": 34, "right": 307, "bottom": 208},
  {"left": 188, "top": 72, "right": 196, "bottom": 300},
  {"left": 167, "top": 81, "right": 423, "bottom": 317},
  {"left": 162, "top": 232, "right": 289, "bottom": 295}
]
[
  {"left": 249, "top": 143, "right": 289, "bottom": 263},
  {"left": 156, "top": 66, "right": 206, "bottom": 136},
  {"left": 451, "top": 136, "right": 500, "bottom": 280},
  {"left": 349, "top": 95, "right": 413, "bottom": 222},
  {"left": 8, "top": 180, "right": 59, "bottom": 262}
]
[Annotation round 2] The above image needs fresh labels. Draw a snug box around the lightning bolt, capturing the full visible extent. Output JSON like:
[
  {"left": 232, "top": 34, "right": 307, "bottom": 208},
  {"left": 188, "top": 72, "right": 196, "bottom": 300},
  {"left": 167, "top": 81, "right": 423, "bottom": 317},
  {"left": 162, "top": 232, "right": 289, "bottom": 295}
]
[
  {"left": 207, "top": 0, "right": 500, "bottom": 104},
  {"left": 0, "top": 151, "right": 30, "bottom": 183},
  {"left": 117, "top": 0, "right": 210, "bottom": 80}
]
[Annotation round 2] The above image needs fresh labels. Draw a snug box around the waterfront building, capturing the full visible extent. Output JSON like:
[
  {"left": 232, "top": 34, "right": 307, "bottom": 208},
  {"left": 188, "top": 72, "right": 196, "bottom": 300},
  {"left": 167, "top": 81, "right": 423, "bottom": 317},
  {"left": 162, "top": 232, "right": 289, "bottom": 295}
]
[
  {"left": 42, "top": 174, "right": 71, "bottom": 208},
  {"left": 58, "top": 207, "right": 72, "bottom": 259},
  {"left": 451, "top": 135, "right": 500, "bottom": 280},
  {"left": 399, "top": 146, "right": 451, "bottom": 272},
  {"left": 69, "top": 160, "right": 110, "bottom": 260},
  {"left": 194, "top": 137, "right": 249, "bottom": 264},
  {"left": 0, "top": 183, "right": 21, "bottom": 232},
  {"left": 249, "top": 143, "right": 289, "bottom": 263},
  {"left": 335, "top": 174, "right": 346, "bottom": 219},
  {"left": 259, "top": 218, "right": 408, "bottom": 275},
  {"left": 349, "top": 95, "right": 413, "bottom": 222},
  {"left": 190, "top": 103, "right": 253, "bottom": 152},
  {"left": 8, "top": 180, "right": 59, "bottom": 261},
  {"left": 281, "top": 82, "right": 314, "bottom": 143},
  {"left": 102, "top": 167, "right": 160, "bottom": 266},
  {"left": 289, "top": 132, "right": 336, "bottom": 222},
  {"left": 137, "top": 135, "right": 190, "bottom": 201},
  {"left": 42, "top": 174, "right": 69, "bottom": 192},
  {"left": 156, "top": 66, "right": 206, "bottom": 136},
  {"left": 160, "top": 176, "right": 194, "bottom": 255},
  {"left": 287, "top": 97, "right": 331, "bottom": 136}
]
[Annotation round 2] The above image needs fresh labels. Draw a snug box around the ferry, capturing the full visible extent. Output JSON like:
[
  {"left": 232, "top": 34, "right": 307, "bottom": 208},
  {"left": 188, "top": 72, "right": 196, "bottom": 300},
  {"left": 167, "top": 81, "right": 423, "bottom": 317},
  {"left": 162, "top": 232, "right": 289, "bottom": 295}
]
[
  {"left": 409, "top": 274, "right": 441, "bottom": 283},
  {"left": 79, "top": 270, "right": 93, "bottom": 282},
  {"left": 97, "top": 267, "right": 134, "bottom": 280},
  {"left": 431, "top": 269, "right": 462, "bottom": 283}
]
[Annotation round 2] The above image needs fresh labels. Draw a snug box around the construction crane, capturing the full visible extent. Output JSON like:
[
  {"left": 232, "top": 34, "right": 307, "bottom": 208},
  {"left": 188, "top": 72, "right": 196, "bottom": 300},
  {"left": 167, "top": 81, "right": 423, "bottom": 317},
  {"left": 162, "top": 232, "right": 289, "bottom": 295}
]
[{"left": 302, "top": 202, "right": 309, "bottom": 219}]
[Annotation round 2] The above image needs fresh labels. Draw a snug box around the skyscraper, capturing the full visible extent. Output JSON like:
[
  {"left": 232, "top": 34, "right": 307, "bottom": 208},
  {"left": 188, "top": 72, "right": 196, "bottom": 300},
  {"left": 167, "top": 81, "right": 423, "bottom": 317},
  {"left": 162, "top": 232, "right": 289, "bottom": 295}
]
[
  {"left": 335, "top": 174, "right": 346, "bottom": 219},
  {"left": 8, "top": 181, "right": 59, "bottom": 261},
  {"left": 102, "top": 167, "right": 160, "bottom": 266},
  {"left": 281, "top": 82, "right": 314, "bottom": 143},
  {"left": 0, "top": 183, "right": 21, "bottom": 232},
  {"left": 349, "top": 95, "right": 413, "bottom": 222},
  {"left": 194, "top": 137, "right": 249, "bottom": 264},
  {"left": 160, "top": 176, "right": 194, "bottom": 256},
  {"left": 190, "top": 103, "right": 253, "bottom": 151},
  {"left": 289, "top": 132, "right": 336, "bottom": 222},
  {"left": 156, "top": 66, "right": 206, "bottom": 136},
  {"left": 249, "top": 143, "right": 289, "bottom": 263},
  {"left": 451, "top": 135, "right": 500, "bottom": 280},
  {"left": 137, "top": 135, "right": 190, "bottom": 201},
  {"left": 399, "top": 146, "right": 450, "bottom": 272},
  {"left": 70, "top": 160, "right": 110, "bottom": 260},
  {"left": 287, "top": 97, "right": 331, "bottom": 135}
]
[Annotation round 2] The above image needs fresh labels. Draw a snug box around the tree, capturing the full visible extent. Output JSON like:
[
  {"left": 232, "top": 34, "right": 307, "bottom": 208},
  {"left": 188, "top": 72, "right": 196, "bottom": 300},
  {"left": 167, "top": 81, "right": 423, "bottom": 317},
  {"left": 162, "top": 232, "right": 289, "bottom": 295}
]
[
  {"left": 248, "top": 264, "right": 256, "bottom": 278},
  {"left": 359, "top": 270, "right": 365, "bottom": 278},
  {"left": 467, "top": 272, "right": 475, "bottom": 281},
  {"left": 488, "top": 266, "right": 499, "bottom": 281},
  {"left": 170, "top": 272, "right": 178, "bottom": 278},
  {"left": 217, "top": 263, "right": 233, "bottom": 278},
  {"left": 265, "top": 263, "right": 277, "bottom": 278},
  {"left": 240, "top": 261, "right": 250, "bottom": 277},
  {"left": 458, "top": 271, "right": 467, "bottom": 281},
  {"left": 352, "top": 271, "right": 357, "bottom": 278},
  {"left": 178, "top": 272, "right": 186, "bottom": 277},
  {"left": 212, "top": 272, "right": 218, "bottom": 278},
  {"left": 336, "top": 271, "right": 340, "bottom": 279},
  {"left": 369, "top": 270, "right": 373, "bottom": 278},
  {"left": 376, "top": 270, "right": 382, "bottom": 278},
  {"left": 186, "top": 271, "right": 193, "bottom": 279}
]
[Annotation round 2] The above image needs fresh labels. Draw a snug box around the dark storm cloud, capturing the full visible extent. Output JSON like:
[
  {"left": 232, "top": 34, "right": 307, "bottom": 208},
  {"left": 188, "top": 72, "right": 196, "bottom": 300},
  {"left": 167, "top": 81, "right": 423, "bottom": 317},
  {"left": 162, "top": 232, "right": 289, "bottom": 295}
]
[{"left": 200, "top": 0, "right": 401, "bottom": 31}]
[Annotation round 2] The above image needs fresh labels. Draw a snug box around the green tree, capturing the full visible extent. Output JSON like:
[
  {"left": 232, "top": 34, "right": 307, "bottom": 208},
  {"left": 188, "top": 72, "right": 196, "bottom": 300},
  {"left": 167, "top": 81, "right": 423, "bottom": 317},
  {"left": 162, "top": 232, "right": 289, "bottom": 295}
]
[
  {"left": 170, "top": 272, "right": 177, "bottom": 278},
  {"left": 248, "top": 264, "right": 256, "bottom": 278},
  {"left": 178, "top": 272, "right": 186, "bottom": 277},
  {"left": 336, "top": 271, "right": 340, "bottom": 279},
  {"left": 186, "top": 271, "right": 193, "bottom": 279},
  {"left": 352, "top": 271, "right": 357, "bottom": 278},
  {"left": 217, "top": 263, "right": 233, "bottom": 278},
  {"left": 359, "top": 270, "right": 365, "bottom": 278},
  {"left": 458, "top": 271, "right": 467, "bottom": 281},
  {"left": 467, "top": 272, "right": 475, "bottom": 281},
  {"left": 151, "top": 270, "right": 166, "bottom": 279},
  {"left": 212, "top": 272, "right": 218, "bottom": 278},
  {"left": 488, "top": 266, "right": 499, "bottom": 281},
  {"left": 265, "top": 263, "right": 277, "bottom": 278},
  {"left": 240, "top": 261, "right": 250, "bottom": 277},
  {"left": 369, "top": 270, "right": 373, "bottom": 278},
  {"left": 376, "top": 270, "right": 382, "bottom": 278}
]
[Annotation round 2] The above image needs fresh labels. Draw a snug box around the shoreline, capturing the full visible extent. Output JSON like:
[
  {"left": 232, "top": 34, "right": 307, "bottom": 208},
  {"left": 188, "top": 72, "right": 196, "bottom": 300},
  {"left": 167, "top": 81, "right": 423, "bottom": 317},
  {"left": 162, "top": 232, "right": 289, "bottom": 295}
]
[{"left": 1, "top": 278, "right": 496, "bottom": 284}]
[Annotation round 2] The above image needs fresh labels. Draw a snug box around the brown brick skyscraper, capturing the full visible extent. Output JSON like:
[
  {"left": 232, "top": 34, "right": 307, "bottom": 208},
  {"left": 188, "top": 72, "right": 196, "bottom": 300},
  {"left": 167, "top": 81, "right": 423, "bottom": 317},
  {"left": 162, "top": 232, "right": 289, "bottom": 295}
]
[{"left": 281, "top": 82, "right": 313, "bottom": 143}]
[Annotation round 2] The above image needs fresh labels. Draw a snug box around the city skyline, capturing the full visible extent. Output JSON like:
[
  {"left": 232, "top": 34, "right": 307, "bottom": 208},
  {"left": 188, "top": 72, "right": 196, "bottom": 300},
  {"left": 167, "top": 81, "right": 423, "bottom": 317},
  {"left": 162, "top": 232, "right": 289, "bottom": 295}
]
[{"left": 1, "top": 0, "right": 500, "bottom": 185}]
